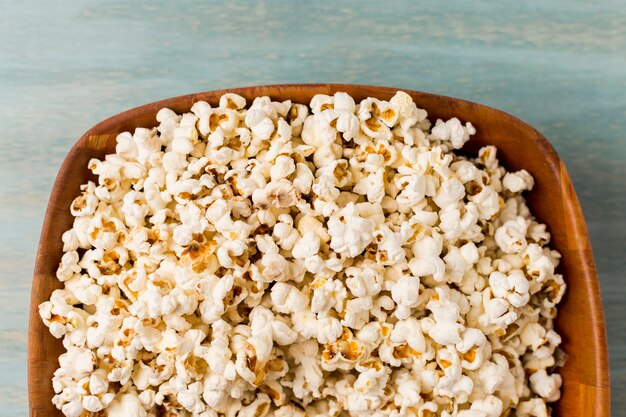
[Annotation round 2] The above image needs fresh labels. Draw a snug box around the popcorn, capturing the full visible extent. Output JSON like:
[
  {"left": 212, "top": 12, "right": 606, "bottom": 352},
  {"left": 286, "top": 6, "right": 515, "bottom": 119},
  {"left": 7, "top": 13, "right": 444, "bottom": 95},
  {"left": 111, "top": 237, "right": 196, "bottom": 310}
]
[
  {"left": 199, "top": 274, "right": 234, "bottom": 323},
  {"left": 202, "top": 374, "right": 229, "bottom": 409},
  {"left": 58, "top": 346, "right": 95, "bottom": 379},
  {"left": 252, "top": 179, "right": 301, "bottom": 209},
  {"left": 107, "top": 392, "right": 146, "bottom": 417},
  {"left": 391, "top": 275, "right": 421, "bottom": 319},
  {"left": 272, "top": 214, "right": 300, "bottom": 251},
  {"left": 311, "top": 277, "right": 347, "bottom": 316},
  {"left": 237, "top": 393, "right": 271, "bottom": 417},
  {"left": 321, "top": 333, "right": 366, "bottom": 372},
  {"left": 409, "top": 234, "right": 446, "bottom": 282},
  {"left": 289, "top": 340, "right": 324, "bottom": 399},
  {"left": 516, "top": 398, "right": 550, "bottom": 417},
  {"left": 291, "top": 231, "right": 320, "bottom": 259},
  {"left": 529, "top": 369, "right": 562, "bottom": 402},
  {"left": 435, "top": 346, "right": 474, "bottom": 402},
  {"left": 425, "top": 287, "right": 464, "bottom": 345},
  {"left": 503, "top": 169, "right": 534, "bottom": 193},
  {"left": 70, "top": 188, "right": 98, "bottom": 217},
  {"left": 481, "top": 294, "right": 518, "bottom": 328},
  {"left": 469, "top": 181, "right": 500, "bottom": 220},
  {"left": 430, "top": 118, "right": 476, "bottom": 149},
  {"left": 219, "top": 93, "right": 246, "bottom": 111},
  {"left": 495, "top": 217, "right": 529, "bottom": 254},
  {"left": 41, "top": 91, "right": 565, "bottom": 417},
  {"left": 433, "top": 178, "right": 465, "bottom": 209},
  {"left": 353, "top": 168, "right": 386, "bottom": 204},
  {"left": 350, "top": 365, "right": 389, "bottom": 410},
  {"left": 270, "top": 155, "right": 296, "bottom": 181},
  {"left": 390, "top": 90, "right": 426, "bottom": 130},
  {"left": 469, "top": 395, "right": 504, "bottom": 417},
  {"left": 56, "top": 251, "right": 81, "bottom": 282},
  {"left": 328, "top": 202, "right": 376, "bottom": 257},
  {"left": 488, "top": 269, "right": 530, "bottom": 308},
  {"left": 270, "top": 282, "right": 308, "bottom": 314},
  {"left": 248, "top": 306, "right": 297, "bottom": 361},
  {"left": 456, "top": 328, "right": 487, "bottom": 371},
  {"left": 178, "top": 381, "right": 206, "bottom": 413}
]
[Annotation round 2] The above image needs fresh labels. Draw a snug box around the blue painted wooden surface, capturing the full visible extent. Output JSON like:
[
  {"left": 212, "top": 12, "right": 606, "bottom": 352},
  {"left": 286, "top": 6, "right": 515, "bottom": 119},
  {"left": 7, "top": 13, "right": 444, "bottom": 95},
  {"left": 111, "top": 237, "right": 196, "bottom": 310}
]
[{"left": 1, "top": 1, "right": 624, "bottom": 416}]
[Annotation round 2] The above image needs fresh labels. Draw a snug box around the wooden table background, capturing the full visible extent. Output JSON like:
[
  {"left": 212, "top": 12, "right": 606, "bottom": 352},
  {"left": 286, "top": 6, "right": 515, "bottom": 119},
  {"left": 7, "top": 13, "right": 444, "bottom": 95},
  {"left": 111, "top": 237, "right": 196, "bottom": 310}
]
[{"left": 1, "top": 1, "right": 624, "bottom": 416}]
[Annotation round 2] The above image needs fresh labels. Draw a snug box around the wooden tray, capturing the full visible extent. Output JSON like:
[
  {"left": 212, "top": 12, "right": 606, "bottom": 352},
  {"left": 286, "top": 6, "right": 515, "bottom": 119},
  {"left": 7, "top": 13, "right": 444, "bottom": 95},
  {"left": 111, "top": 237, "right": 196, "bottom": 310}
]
[{"left": 28, "top": 84, "right": 610, "bottom": 416}]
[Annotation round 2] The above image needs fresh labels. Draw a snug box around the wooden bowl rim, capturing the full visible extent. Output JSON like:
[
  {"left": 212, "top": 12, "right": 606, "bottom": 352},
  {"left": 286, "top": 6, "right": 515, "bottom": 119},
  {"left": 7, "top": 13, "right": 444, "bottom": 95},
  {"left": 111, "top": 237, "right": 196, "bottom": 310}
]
[{"left": 28, "top": 83, "right": 610, "bottom": 415}]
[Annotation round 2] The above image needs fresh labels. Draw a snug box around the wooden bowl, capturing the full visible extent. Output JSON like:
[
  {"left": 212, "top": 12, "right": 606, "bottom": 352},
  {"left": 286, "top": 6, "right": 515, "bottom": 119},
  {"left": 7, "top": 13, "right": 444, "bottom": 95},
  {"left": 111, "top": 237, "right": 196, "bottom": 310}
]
[{"left": 29, "top": 84, "right": 610, "bottom": 416}]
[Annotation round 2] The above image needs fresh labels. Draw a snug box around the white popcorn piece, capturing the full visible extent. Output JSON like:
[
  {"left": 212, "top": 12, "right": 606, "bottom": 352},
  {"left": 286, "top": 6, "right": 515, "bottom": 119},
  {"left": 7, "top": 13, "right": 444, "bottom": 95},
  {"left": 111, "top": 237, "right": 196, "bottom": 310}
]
[
  {"left": 495, "top": 216, "right": 529, "bottom": 254},
  {"left": 178, "top": 381, "right": 206, "bottom": 413},
  {"left": 272, "top": 214, "right": 300, "bottom": 251},
  {"left": 270, "top": 155, "right": 296, "bottom": 181},
  {"left": 57, "top": 346, "right": 95, "bottom": 379},
  {"left": 350, "top": 366, "right": 389, "bottom": 410},
  {"left": 327, "top": 203, "right": 376, "bottom": 257},
  {"left": 391, "top": 275, "right": 421, "bottom": 319},
  {"left": 469, "top": 395, "right": 504, "bottom": 417},
  {"left": 425, "top": 288, "right": 464, "bottom": 346},
  {"left": 69, "top": 183, "right": 99, "bottom": 218},
  {"left": 237, "top": 393, "right": 271, "bottom": 417},
  {"left": 107, "top": 392, "right": 146, "bottom": 417},
  {"left": 216, "top": 239, "right": 248, "bottom": 269},
  {"left": 289, "top": 340, "right": 324, "bottom": 399},
  {"left": 457, "top": 411, "right": 488, "bottom": 417},
  {"left": 311, "top": 277, "right": 347, "bottom": 316},
  {"left": 219, "top": 93, "right": 247, "bottom": 110},
  {"left": 481, "top": 295, "right": 518, "bottom": 329},
  {"left": 430, "top": 118, "right": 476, "bottom": 149},
  {"left": 469, "top": 184, "right": 500, "bottom": 220},
  {"left": 60, "top": 399, "right": 84, "bottom": 417},
  {"left": 252, "top": 179, "right": 301, "bottom": 209},
  {"left": 391, "top": 318, "right": 427, "bottom": 358},
  {"left": 529, "top": 369, "right": 562, "bottom": 402},
  {"left": 433, "top": 178, "right": 465, "bottom": 209},
  {"left": 202, "top": 373, "right": 229, "bottom": 409},
  {"left": 270, "top": 282, "right": 308, "bottom": 314},
  {"left": 408, "top": 233, "right": 446, "bottom": 282},
  {"left": 503, "top": 169, "right": 534, "bottom": 193},
  {"left": 56, "top": 251, "right": 81, "bottom": 282},
  {"left": 291, "top": 231, "right": 320, "bottom": 260},
  {"left": 489, "top": 269, "right": 530, "bottom": 308},
  {"left": 516, "top": 398, "right": 550, "bottom": 417},
  {"left": 249, "top": 306, "right": 297, "bottom": 361},
  {"left": 321, "top": 332, "right": 366, "bottom": 372},
  {"left": 455, "top": 328, "right": 487, "bottom": 371},
  {"left": 199, "top": 274, "right": 234, "bottom": 323}
]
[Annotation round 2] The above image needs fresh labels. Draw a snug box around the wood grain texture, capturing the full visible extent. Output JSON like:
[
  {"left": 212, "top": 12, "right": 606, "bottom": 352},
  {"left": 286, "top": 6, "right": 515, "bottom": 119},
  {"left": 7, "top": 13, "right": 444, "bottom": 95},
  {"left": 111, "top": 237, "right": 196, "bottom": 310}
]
[
  {"left": 2, "top": 1, "right": 625, "bottom": 416},
  {"left": 28, "top": 84, "right": 610, "bottom": 416}
]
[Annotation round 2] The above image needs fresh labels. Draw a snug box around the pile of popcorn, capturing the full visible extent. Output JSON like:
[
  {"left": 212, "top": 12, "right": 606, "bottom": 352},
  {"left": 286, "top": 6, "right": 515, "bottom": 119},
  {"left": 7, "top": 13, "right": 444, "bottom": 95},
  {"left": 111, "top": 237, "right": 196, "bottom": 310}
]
[{"left": 40, "top": 91, "right": 566, "bottom": 417}]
